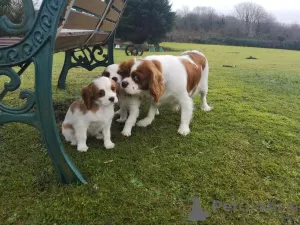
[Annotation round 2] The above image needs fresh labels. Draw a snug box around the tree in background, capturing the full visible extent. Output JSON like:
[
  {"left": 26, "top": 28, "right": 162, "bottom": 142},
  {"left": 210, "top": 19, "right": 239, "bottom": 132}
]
[
  {"left": 177, "top": 6, "right": 221, "bottom": 32},
  {"left": 0, "top": 0, "right": 25, "bottom": 36},
  {"left": 234, "top": 2, "right": 275, "bottom": 37},
  {"left": 169, "top": 1, "right": 300, "bottom": 50},
  {"left": 116, "top": 0, "right": 175, "bottom": 46},
  {"left": 0, "top": 0, "right": 13, "bottom": 16},
  {"left": 0, "top": 0, "right": 24, "bottom": 22}
]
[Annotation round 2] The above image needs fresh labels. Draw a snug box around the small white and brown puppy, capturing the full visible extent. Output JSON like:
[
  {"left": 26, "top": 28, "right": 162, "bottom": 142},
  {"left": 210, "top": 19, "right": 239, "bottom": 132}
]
[
  {"left": 121, "top": 50, "right": 212, "bottom": 136},
  {"left": 102, "top": 63, "right": 131, "bottom": 123},
  {"left": 103, "top": 61, "right": 157, "bottom": 137},
  {"left": 62, "top": 76, "right": 118, "bottom": 152}
]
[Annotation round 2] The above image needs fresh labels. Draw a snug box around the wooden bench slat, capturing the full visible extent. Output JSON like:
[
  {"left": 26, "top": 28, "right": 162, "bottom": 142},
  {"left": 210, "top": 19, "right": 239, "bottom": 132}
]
[
  {"left": 106, "top": 8, "right": 120, "bottom": 22},
  {"left": 74, "top": 0, "right": 106, "bottom": 17},
  {"left": 89, "top": 32, "right": 110, "bottom": 45},
  {"left": 0, "top": 0, "right": 127, "bottom": 51},
  {"left": 0, "top": 37, "right": 22, "bottom": 46},
  {"left": 100, "top": 20, "right": 116, "bottom": 31},
  {"left": 57, "top": 0, "right": 77, "bottom": 37},
  {"left": 64, "top": 10, "right": 99, "bottom": 30},
  {"left": 54, "top": 32, "right": 109, "bottom": 52},
  {"left": 113, "top": 0, "right": 125, "bottom": 11},
  {"left": 64, "top": 10, "right": 117, "bottom": 32}
]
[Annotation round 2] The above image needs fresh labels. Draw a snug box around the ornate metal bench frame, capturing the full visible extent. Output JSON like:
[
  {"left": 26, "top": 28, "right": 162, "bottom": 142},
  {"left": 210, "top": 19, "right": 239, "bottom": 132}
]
[{"left": 0, "top": 0, "right": 126, "bottom": 184}]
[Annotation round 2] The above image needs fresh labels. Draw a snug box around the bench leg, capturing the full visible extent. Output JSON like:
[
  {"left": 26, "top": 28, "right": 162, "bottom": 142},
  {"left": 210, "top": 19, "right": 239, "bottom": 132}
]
[
  {"left": 58, "top": 50, "right": 72, "bottom": 89},
  {"left": 107, "top": 31, "right": 115, "bottom": 65},
  {"left": 0, "top": 0, "right": 85, "bottom": 184},
  {"left": 35, "top": 45, "right": 87, "bottom": 184},
  {"left": 57, "top": 31, "right": 116, "bottom": 88}
]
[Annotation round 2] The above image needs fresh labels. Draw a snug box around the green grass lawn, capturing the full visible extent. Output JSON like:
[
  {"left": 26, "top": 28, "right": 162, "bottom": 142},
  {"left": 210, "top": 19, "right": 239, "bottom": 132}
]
[{"left": 1, "top": 42, "right": 300, "bottom": 224}]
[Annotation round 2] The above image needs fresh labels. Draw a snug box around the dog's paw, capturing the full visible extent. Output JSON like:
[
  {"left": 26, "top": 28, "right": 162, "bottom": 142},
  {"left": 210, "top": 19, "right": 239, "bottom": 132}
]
[
  {"left": 201, "top": 105, "right": 213, "bottom": 112},
  {"left": 116, "top": 117, "right": 127, "bottom": 123},
  {"left": 104, "top": 141, "right": 115, "bottom": 149},
  {"left": 77, "top": 145, "right": 88, "bottom": 152},
  {"left": 71, "top": 141, "right": 77, "bottom": 146},
  {"left": 121, "top": 129, "right": 131, "bottom": 137},
  {"left": 155, "top": 109, "right": 160, "bottom": 115},
  {"left": 178, "top": 126, "right": 190, "bottom": 136},
  {"left": 172, "top": 104, "right": 180, "bottom": 112},
  {"left": 137, "top": 118, "right": 152, "bottom": 127},
  {"left": 96, "top": 133, "right": 103, "bottom": 140}
]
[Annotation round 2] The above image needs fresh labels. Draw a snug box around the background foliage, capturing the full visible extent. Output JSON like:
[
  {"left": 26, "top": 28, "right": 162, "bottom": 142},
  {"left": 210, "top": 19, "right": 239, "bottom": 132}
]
[
  {"left": 169, "top": 2, "right": 300, "bottom": 50},
  {"left": 116, "top": 0, "right": 175, "bottom": 45},
  {"left": 0, "top": 0, "right": 24, "bottom": 36}
]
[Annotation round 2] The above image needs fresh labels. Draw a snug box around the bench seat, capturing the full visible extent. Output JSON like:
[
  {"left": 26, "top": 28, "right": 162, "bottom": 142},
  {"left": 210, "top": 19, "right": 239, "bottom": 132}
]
[
  {"left": 0, "top": 30, "right": 110, "bottom": 52},
  {"left": 55, "top": 30, "right": 110, "bottom": 52}
]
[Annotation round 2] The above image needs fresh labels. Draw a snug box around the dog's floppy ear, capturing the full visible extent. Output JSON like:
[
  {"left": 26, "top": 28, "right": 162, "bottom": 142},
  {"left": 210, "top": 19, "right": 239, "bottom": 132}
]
[
  {"left": 149, "top": 60, "right": 164, "bottom": 103},
  {"left": 118, "top": 59, "right": 135, "bottom": 78},
  {"left": 116, "top": 83, "right": 121, "bottom": 95},
  {"left": 81, "top": 85, "right": 94, "bottom": 110}
]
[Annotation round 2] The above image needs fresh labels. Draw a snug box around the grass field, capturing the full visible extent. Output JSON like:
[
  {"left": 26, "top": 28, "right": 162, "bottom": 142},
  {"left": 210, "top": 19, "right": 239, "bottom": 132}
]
[{"left": 1, "top": 42, "right": 300, "bottom": 225}]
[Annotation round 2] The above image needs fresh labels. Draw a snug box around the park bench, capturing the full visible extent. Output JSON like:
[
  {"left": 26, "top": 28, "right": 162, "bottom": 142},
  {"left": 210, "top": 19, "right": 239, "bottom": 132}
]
[{"left": 0, "top": 0, "right": 127, "bottom": 184}]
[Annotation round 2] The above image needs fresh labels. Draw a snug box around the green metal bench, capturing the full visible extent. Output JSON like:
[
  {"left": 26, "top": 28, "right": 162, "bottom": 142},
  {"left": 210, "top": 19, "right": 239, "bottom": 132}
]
[{"left": 0, "top": 0, "right": 127, "bottom": 184}]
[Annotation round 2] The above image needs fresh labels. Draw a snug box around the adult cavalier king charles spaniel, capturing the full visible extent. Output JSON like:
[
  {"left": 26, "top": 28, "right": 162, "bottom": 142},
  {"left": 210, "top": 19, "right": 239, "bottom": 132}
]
[{"left": 121, "top": 50, "right": 212, "bottom": 136}]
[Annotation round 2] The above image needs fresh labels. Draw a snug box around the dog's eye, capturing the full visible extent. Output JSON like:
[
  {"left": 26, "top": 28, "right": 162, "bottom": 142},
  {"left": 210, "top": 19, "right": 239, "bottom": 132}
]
[
  {"left": 99, "top": 90, "right": 105, "bottom": 97},
  {"left": 102, "top": 71, "right": 110, "bottom": 77},
  {"left": 133, "top": 75, "right": 140, "bottom": 82},
  {"left": 112, "top": 77, "right": 118, "bottom": 82}
]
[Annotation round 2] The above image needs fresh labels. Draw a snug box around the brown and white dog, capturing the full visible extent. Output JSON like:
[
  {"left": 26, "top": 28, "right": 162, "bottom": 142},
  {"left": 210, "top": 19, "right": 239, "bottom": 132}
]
[
  {"left": 121, "top": 50, "right": 212, "bottom": 136},
  {"left": 102, "top": 61, "right": 159, "bottom": 136},
  {"left": 102, "top": 61, "right": 135, "bottom": 122},
  {"left": 62, "top": 76, "right": 118, "bottom": 151}
]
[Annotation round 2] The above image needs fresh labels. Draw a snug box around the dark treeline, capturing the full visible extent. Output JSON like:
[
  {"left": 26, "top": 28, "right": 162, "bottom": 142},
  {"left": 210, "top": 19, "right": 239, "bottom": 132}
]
[
  {"left": 167, "top": 2, "right": 300, "bottom": 50},
  {"left": 1, "top": 1, "right": 299, "bottom": 50}
]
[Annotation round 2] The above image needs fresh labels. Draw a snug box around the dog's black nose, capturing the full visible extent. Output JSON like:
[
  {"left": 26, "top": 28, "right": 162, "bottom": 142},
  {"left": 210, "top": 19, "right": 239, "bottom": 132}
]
[
  {"left": 122, "top": 81, "right": 129, "bottom": 88},
  {"left": 109, "top": 97, "right": 115, "bottom": 102}
]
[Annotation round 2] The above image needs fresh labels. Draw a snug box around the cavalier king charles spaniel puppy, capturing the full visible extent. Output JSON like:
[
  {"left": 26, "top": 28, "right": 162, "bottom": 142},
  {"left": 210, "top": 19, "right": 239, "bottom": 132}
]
[
  {"left": 62, "top": 76, "right": 118, "bottom": 152},
  {"left": 121, "top": 50, "right": 212, "bottom": 136},
  {"left": 102, "top": 62, "right": 135, "bottom": 123},
  {"left": 102, "top": 62, "right": 159, "bottom": 136}
]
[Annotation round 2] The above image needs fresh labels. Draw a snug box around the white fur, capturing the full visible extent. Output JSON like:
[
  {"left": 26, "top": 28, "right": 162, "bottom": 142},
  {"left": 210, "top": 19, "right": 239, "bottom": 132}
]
[
  {"left": 104, "top": 64, "right": 122, "bottom": 84},
  {"left": 103, "top": 64, "right": 159, "bottom": 137},
  {"left": 103, "top": 64, "right": 131, "bottom": 123},
  {"left": 122, "top": 50, "right": 212, "bottom": 136},
  {"left": 62, "top": 77, "right": 118, "bottom": 152}
]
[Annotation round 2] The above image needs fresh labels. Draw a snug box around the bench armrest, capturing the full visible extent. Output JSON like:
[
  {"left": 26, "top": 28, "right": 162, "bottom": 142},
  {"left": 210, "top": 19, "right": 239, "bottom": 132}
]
[{"left": 0, "top": 0, "right": 68, "bottom": 67}]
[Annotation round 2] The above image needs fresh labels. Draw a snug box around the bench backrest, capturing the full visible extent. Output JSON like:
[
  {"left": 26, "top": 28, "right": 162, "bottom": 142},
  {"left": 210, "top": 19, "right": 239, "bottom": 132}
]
[
  {"left": 0, "top": 0, "right": 127, "bottom": 52},
  {"left": 56, "top": 0, "right": 127, "bottom": 51},
  {"left": 66, "top": 0, "right": 124, "bottom": 31}
]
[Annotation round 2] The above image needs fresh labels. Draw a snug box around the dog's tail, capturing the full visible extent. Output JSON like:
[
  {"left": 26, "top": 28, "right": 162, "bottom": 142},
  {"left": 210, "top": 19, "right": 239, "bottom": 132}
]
[
  {"left": 181, "top": 50, "right": 205, "bottom": 58},
  {"left": 181, "top": 50, "right": 209, "bottom": 94},
  {"left": 181, "top": 50, "right": 208, "bottom": 71}
]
